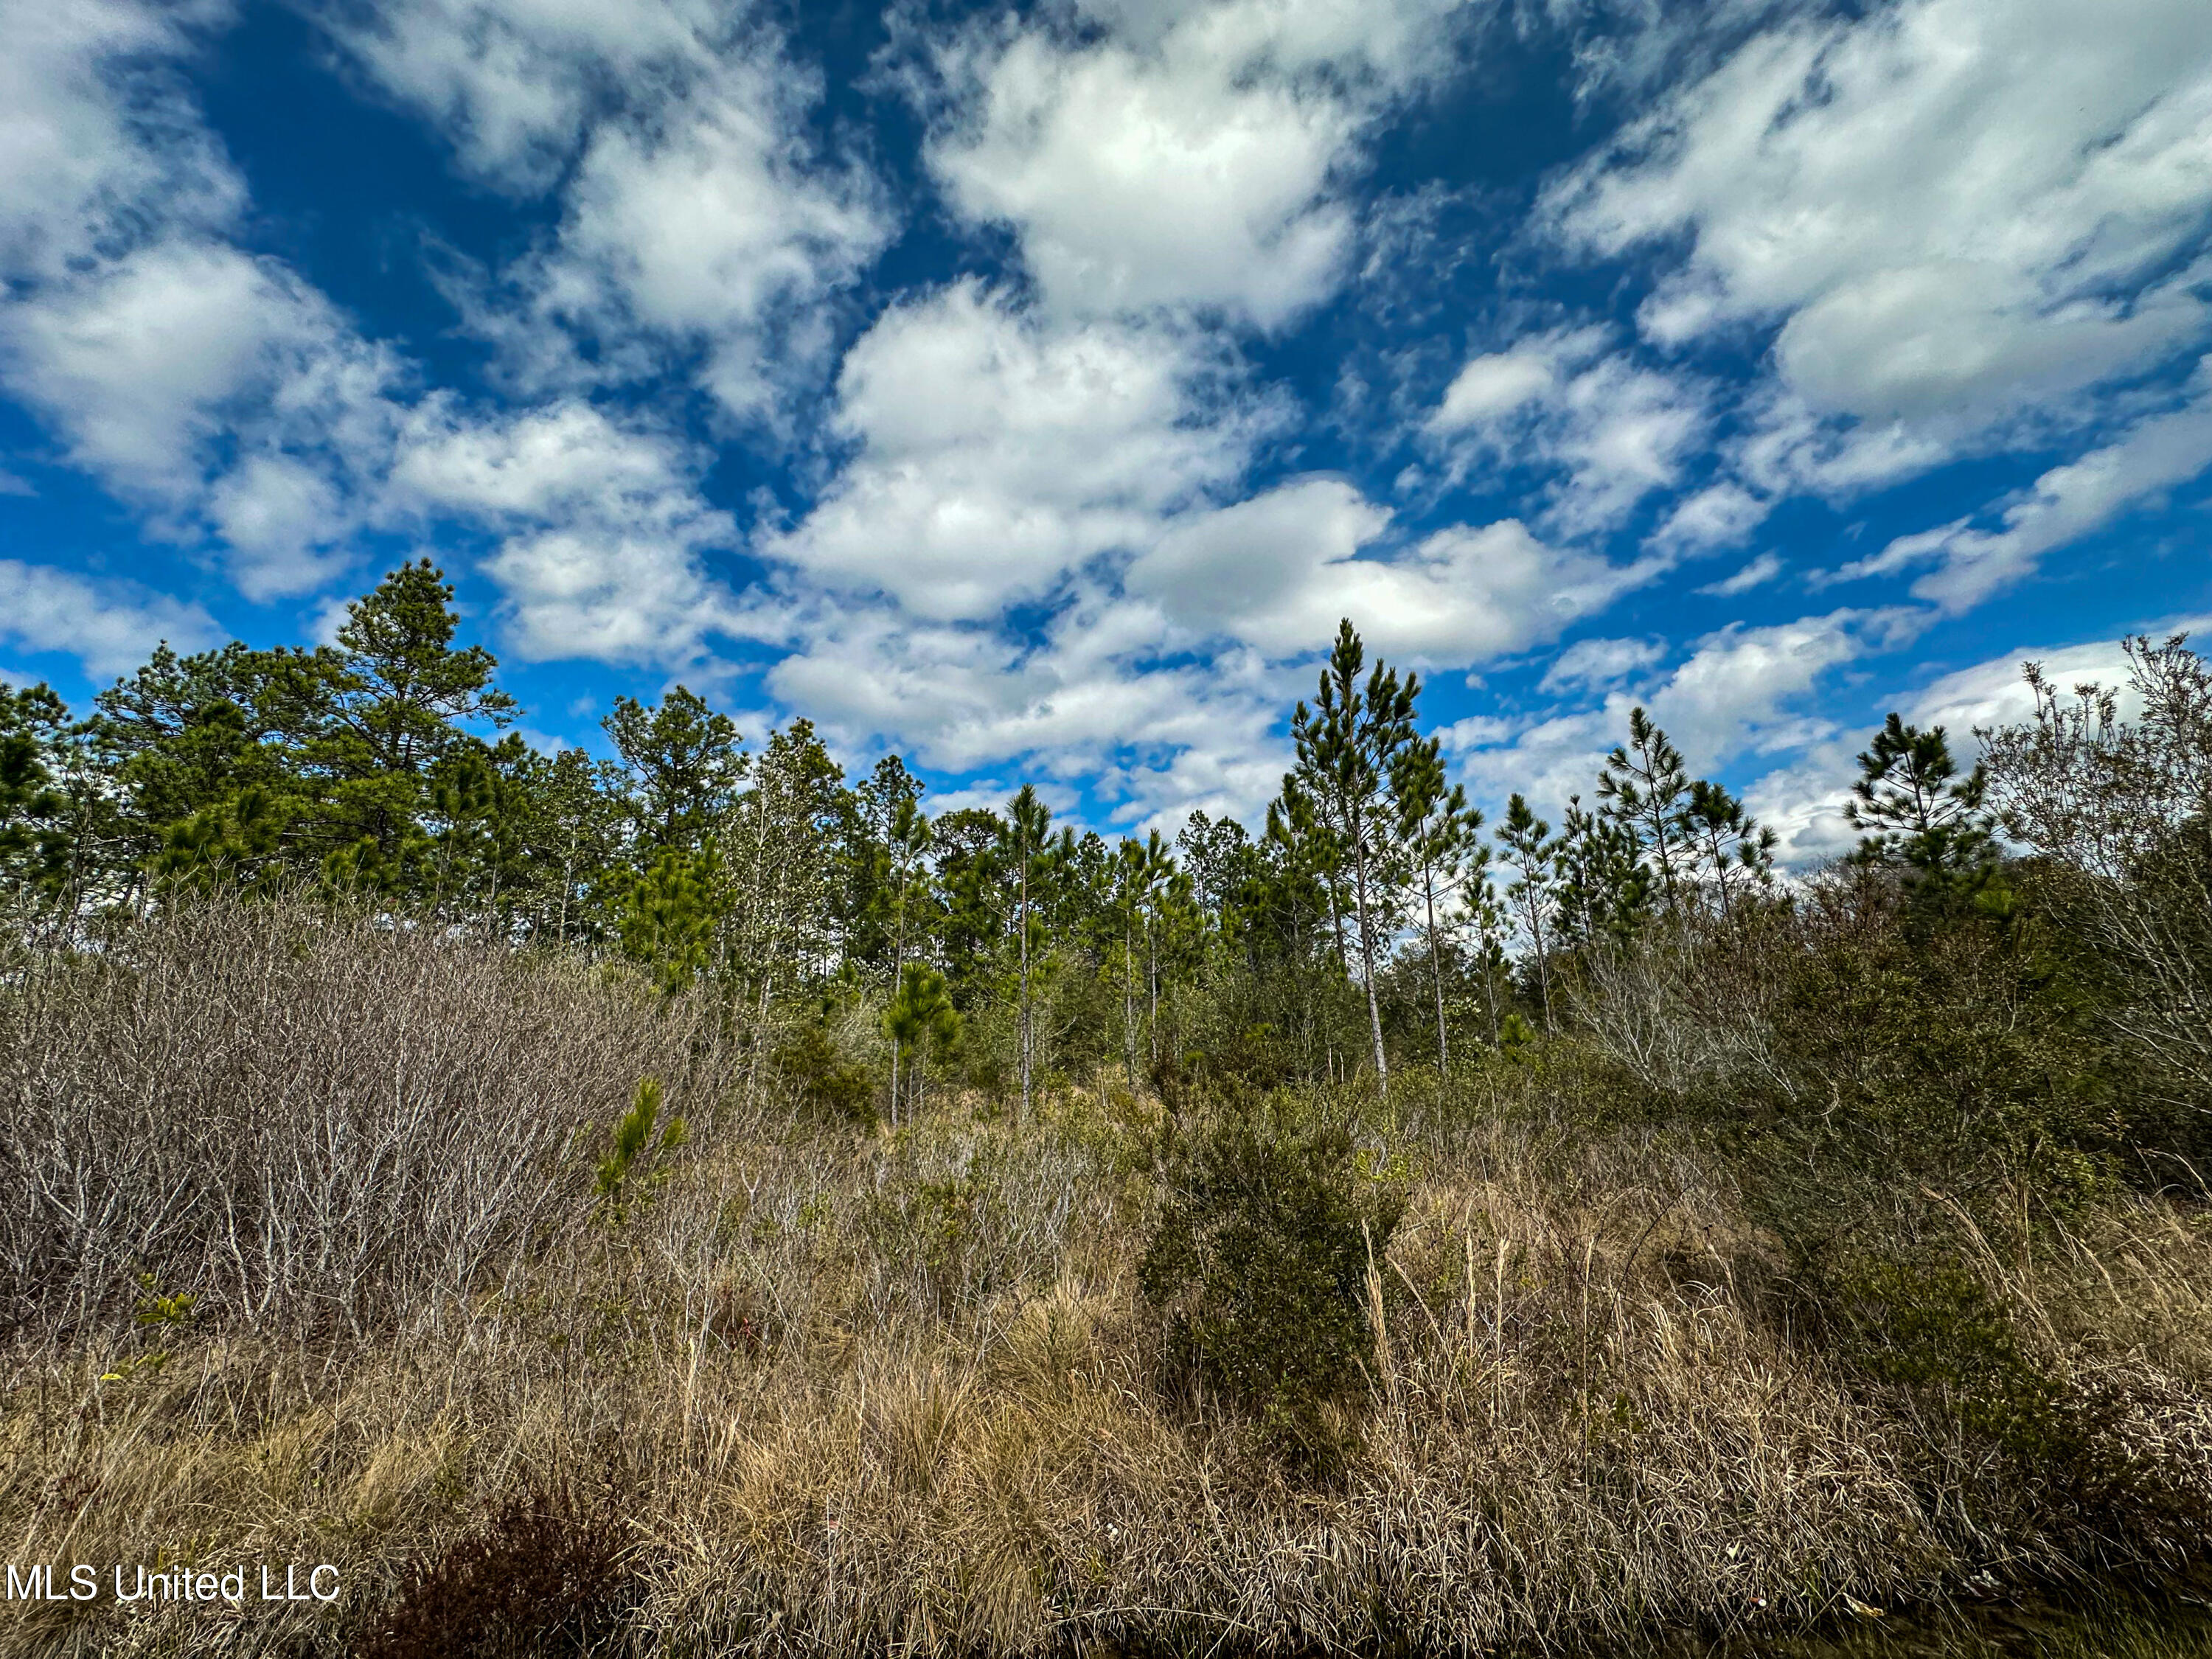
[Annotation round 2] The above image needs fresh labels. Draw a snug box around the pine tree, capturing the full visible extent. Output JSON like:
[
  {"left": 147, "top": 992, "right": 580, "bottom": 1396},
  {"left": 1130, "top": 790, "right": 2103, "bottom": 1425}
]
[
  {"left": 1459, "top": 868, "right": 1510, "bottom": 1046},
  {"left": 1598, "top": 708, "right": 1693, "bottom": 914},
  {"left": 293, "top": 560, "right": 515, "bottom": 894},
  {"left": 1498, "top": 794, "right": 1559, "bottom": 1032},
  {"left": 1113, "top": 835, "right": 1149, "bottom": 1091},
  {"left": 603, "top": 686, "right": 746, "bottom": 856},
  {"left": 86, "top": 642, "right": 308, "bottom": 878},
  {"left": 1684, "top": 779, "right": 1776, "bottom": 919},
  {"left": 156, "top": 785, "right": 293, "bottom": 896},
  {"left": 1287, "top": 619, "right": 1419, "bottom": 1096},
  {"left": 883, "top": 795, "right": 932, "bottom": 1129},
  {"left": 884, "top": 962, "right": 959, "bottom": 1121},
  {"left": 0, "top": 685, "right": 76, "bottom": 903},
  {"left": 621, "top": 844, "right": 726, "bottom": 996},
  {"left": 1846, "top": 713, "right": 1997, "bottom": 900},
  {"left": 1005, "top": 785, "right": 1054, "bottom": 1121},
  {"left": 1553, "top": 793, "right": 1648, "bottom": 947},
  {"left": 1391, "top": 734, "right": 1482, "bottom": 1074}
]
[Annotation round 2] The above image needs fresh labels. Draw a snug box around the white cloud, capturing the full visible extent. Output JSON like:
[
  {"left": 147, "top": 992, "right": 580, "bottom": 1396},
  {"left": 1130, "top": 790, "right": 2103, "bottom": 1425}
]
[
  {"left": 0, "top": 2, "right": 422, "bottom": 599},
  {"left": 1544, "top": 0, "right": 2212, "bottom": 486},
  {"left": 1427, "top": 326, "right": 1709, "bottom": 532},
  {"left": 1905, "top": 625, "right": 2212, "bottom": 741},
  {"left": 305, "top": 0, "right": 720, "bottom": 192},
  {"left": 1741, "top": 616, "right": 2212, "bottom": 869},
  {"left": 479, "top": 57, "right": 888, "bottom": 416},
  {"left": 927, "top": 0, "right": 1466, "bottom": 327},
  {"left": 1840, "top": 364, "right": 2212, "bottom": 611},
  {"left": 932, "top": 33, "right": 1351, "bottom": 327},
  {"left": 0, "top": 560, "right": 222, "bottom": 680},
  {"left": 388, "top": 399, "right": 762, "bottom": 667},
  {"left": 1125, "top": 484, "right": 1656, "bottom": 662},
  {"left": 317, "top": 2, "right": 889, "bottom": 417},
  {"left": 1649, "top": 480, "right": 1767, "bottom": 554},
  {"left": 1431, "top": 348, "right": 1556, "bottom": 428},
  {"left": 764, "top": 597, "right": 1295, "bottom": 830},
  {"left": 1697, "top": 550, "right": 1783, "bottom": 597},
  {"left": 1444, "top": 607, "right": 1925, "bottom": 831},
  {"left": 1539, "top": 635, "right": 1664, "bottom": 693},
  {"left": 1, "top": 238, "right": 405, "bottom": 600},
  {"left": 0, "top": 1, "right": 241, "bottom": 284},
  {"left": 1649, "top": 607, "right": 1927, "bottom": 770},
  {"left": 763, "top": 282, "right": 1265, "bottom": 619}
]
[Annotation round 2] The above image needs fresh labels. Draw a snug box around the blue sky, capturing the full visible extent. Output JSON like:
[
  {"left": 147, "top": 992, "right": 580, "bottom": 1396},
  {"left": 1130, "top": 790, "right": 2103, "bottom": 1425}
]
[{"left": 1, "top": 0, "right": 2207, "bottom": 857}]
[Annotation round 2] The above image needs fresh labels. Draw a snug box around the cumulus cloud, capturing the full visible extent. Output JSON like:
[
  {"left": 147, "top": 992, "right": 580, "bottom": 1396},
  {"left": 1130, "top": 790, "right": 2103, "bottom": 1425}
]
[
  {"left": 0, "top": 560, "right": 222, "bottom": 680},
  {"left": 0, "top": 1, "right": 422, "bottom": 599},
  {"left": 763, "top": 282, "right": 1267, "bottom": 619},
  {"left": 1740, "top": 618, "right": 2212, "bottom": 869},
  {"left": 1445, "top": 606, "right": 1925, "bottom": 835},
  {"left": 1649, "top": 607, "right": 1928, "bottom": 770},
  {"left": 318, "top": 1, "right": 890, "bottom": 417},
  {"left": 927, "top": 0, "right": 1467, "bottom": 327},
  {"left": 2, "top": 240, "right": 403, "bottom": 598},
  {"left": 305, "top": 0, "right": 720, "bottom": 192},
  {"left": 1427, "top": 325, "right": 1709, "bottom": 533},
  {"left": 1649, "top": 481, "right": 1767, "bottom": 555},
  {"left": 1543, "top": 0, "right": 2212, "bottom": 529},
  {"left": 1549, "top": 0, "right": 2212, "bottom": 421},
  {"left": 0, "top": 1, "right": 241, "bottom": 282},
  {"left": 762, "top": 593, "right": 1298, "bottom": 830},
  {"left": 388, "top": 398, "right": 760, "bottom": 667},
  {"left": 1697, "top": 551, "right": 1783, "bottom": 597},
  {"left": 1129, "top": 484, "right": 1654, "bottom": 662},
  {"left": 1905, "top": 623, "right": 2212, "bottom": 741},
  {"left": 1539, "top": 636, "right": 1664, "bottom": 693}
]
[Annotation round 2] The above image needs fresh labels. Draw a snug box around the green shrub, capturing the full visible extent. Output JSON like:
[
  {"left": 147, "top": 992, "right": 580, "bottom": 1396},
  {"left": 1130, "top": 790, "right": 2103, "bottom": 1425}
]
[
  {"left": 1138, "top": 1103, "right": 1405, "bottom": 1475},
  {"left": 594, "top": 1076, "right": 687, "bottom": 1225},
  {"left": 1820, "top": 1248, "right": 2075, "bottom": 1464},
  {"left": 773, "top": 1021, "right": 877, "bottom": 1128}
]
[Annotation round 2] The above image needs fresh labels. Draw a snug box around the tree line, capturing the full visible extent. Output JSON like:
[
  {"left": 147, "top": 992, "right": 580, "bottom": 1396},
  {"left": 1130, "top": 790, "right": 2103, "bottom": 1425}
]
[{"left": 3, "top": 560, "right": 2205, "bottom": 1143}]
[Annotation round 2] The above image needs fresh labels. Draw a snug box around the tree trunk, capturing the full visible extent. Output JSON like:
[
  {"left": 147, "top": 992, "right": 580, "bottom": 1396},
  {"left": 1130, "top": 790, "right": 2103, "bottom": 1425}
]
[
  {"left": 1123, "top": 917, "right": 1138, "bottom": 1091},
  {"left": 1147, "top": 916, "right": 1158, "bottom": 1064},
  {"left": 1349, "top": 836, "right": 1389, "bottom": 1099},
  {"left": 1017, "top": 846, "right": 1031, "bottom": 1124},
  {"left": 1424, "top": 869, "right": 1447, "bottom": 1074},
  {"left": 888, "top": 871, "right": 908, "bottom": 1133}
]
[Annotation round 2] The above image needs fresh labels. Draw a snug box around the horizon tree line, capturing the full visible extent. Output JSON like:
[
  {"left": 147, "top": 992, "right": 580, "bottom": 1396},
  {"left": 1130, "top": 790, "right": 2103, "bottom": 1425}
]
[{"left": 0, "top": 557, "right": 2168, "bottom": 1106}]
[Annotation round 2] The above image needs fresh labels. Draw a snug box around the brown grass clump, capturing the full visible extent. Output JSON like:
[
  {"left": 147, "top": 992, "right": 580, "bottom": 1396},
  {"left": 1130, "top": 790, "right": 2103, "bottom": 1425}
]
[{"left": 1, "top": 902, "right": 2209, "bottom": 1657}]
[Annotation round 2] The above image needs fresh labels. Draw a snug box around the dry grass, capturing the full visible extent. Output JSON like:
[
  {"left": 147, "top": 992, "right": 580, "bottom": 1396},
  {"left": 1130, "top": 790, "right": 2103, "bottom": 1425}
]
[{"left": 2, "top": 905, "right": 2210, "bottom": 1657}]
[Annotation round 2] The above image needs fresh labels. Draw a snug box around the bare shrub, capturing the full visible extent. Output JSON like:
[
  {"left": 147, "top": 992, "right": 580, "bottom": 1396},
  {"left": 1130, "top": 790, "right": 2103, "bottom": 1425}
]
[{"left": 0, "top": 894, "right": 742, "bottom": 1340}]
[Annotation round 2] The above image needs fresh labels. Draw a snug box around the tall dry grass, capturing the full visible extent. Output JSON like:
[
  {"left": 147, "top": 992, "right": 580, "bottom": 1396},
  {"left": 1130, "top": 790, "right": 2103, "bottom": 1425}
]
[{"left": 1, "top": 901, "right": 2209, "bottom": 1657}]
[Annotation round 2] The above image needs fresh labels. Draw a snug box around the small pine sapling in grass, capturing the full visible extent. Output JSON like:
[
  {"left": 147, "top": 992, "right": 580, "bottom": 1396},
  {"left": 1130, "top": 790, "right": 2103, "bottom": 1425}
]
[{"left": 595, "top": 1076, "right": 689, "bottom": 1225}]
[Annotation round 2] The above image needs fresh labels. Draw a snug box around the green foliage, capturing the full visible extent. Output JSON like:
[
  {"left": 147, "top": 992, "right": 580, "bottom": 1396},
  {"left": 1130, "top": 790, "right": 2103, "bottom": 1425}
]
[
  {"left": 1848, "top": 712, "right": 1999, "bottom": 907},
  {"left": 156, "top": 785, "right": 293, "bottom": 894},
  {"left": 1284, "top": 619, "right": 1422, "bottom": 1091},
  {"left": 0, "top": 684, "right": 74, "bottom": 895},
  {"left": 1817, "top": 1247, "right": 2076, "bottom": 1464},
  {"left": 619, "top": 844, "right": 724, "bottom": 995},
  {"left": 602, "top": 685, "right": 745, "bottom": 855},
  {"left": 1139, "top": 1103, "right": 1406, "bottom": 1474},
  {"left": 1748, "top": 878, "right": 2122, "bottom": 1225},
  {"left": 1599, "top": 706, "right": 1694, "bottom": 912},
  {"left": 773, "top": 1021, "right": 877, "bottom": 1127},
  {"left": 886, "top": 961, "right": 959, "bottom": 1057},
  {"left": 595, "top": 1077, "right": 689, "bottom": 1225},
  {"left": 132, "top": 1270, "right": 198, "bottom": 1328}
]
